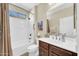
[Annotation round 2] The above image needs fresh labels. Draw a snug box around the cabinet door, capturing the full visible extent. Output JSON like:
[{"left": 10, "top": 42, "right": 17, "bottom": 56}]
[{"left": 39, "top": 47, "right": 48, "bottom": 56}]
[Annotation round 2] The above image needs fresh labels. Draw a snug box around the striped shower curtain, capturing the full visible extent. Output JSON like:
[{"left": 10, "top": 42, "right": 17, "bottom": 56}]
[{"left": 0, "top": 3, "right": 12, "bottom": 56}]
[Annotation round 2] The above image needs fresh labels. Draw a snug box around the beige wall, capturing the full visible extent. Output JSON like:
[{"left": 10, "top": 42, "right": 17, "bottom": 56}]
[
  {"left": 35, "top": 3, "right": 49, "bottom": 37},
  {"left": 36, "top": 3, "right": 49, "bottom": 20}
]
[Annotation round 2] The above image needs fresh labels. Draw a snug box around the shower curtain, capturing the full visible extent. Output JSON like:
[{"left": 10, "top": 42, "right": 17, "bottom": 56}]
[{"left": 0, "top": 3, "right": 12, "bottom": 56}]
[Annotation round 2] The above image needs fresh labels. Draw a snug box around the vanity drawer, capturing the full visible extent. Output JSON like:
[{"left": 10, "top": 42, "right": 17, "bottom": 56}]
[
  {"left": 39, "top": 40, "right": 48, "bottom": 50},
  {"left": 49, "top": 44, "right": 77, "bottom": 56}
]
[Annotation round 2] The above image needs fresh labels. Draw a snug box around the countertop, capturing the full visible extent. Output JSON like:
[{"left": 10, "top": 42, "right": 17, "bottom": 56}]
[{"left": 38, "top": 37, "right": 77, "bottom": 53}]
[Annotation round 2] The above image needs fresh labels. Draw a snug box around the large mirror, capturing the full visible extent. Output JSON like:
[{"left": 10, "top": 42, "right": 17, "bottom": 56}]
[{"left": 47, "top": 3, "right": 77, "bottom": 37}]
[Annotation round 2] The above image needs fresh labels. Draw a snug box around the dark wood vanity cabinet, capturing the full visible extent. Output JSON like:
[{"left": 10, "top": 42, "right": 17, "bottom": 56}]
[{"left": 39, "top": 40, "right": 77, "bottom": 56}]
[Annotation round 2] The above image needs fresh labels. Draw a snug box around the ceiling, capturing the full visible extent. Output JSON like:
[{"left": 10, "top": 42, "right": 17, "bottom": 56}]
[{"left": 13, "top": 3, "right": 39, "bottom": 11}]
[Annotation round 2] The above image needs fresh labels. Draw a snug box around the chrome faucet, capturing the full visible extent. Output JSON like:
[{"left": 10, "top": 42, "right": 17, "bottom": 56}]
[
  {"left": 55, "top": 33, "right": 66, "bottom": 42},
  {"left": 61, "top": 33, "right": 66, "bottom": 42}
]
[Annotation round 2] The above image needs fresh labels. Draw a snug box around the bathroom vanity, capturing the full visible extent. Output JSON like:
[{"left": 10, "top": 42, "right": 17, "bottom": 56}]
[
  {"left": 39, "top": 38, "right": 77, "bottom": 56},
  {"left": 38, "top": 4, "right": 77, "bottom": 56}
]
